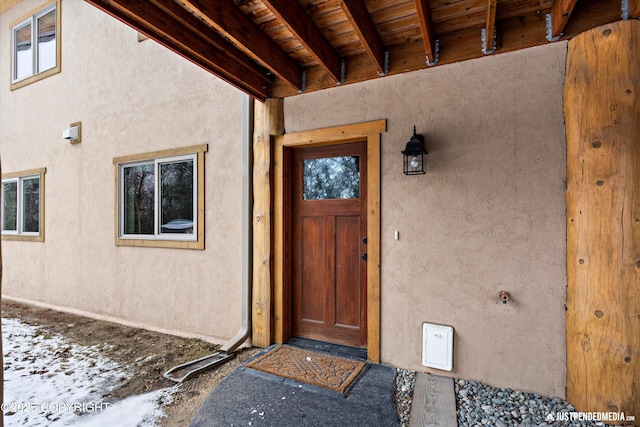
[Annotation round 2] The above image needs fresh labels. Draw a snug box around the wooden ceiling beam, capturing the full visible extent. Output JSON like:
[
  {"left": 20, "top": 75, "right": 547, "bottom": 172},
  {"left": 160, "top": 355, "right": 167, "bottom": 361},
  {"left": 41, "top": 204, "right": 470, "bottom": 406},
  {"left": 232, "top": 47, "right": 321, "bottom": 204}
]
[
  {"left": 86, "top": 0, "right": 270, "bottom": 100},
  {"left": 338, "top": 0, "right": 387, "bottom": 76},
  {"left": 548, "top": 0, "right": 578, "bottom": 39},
  {"left": 483, "top": 0, "right": 498, "bottom": 54},
  {"left": 180, "top": 0, "right": 303, "bottom": 91},
  {"left": 273, "top": 1, "right": 622, "bottom": 97},
  {"left": 261, "top": 0, "right": 343, "bottom": 83},
  {"left": 414, "top": 0, "right": 439, "bottom": 66},
  {"left": 148, "top": 0, "right": 267, "bottom": 82}
]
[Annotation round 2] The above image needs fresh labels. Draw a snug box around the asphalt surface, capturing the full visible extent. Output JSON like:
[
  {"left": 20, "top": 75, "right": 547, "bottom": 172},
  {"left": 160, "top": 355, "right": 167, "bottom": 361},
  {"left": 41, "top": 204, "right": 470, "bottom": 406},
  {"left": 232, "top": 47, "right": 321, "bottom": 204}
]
[{"left": 189, "top": 349, "right": 399, "bottom": 427}]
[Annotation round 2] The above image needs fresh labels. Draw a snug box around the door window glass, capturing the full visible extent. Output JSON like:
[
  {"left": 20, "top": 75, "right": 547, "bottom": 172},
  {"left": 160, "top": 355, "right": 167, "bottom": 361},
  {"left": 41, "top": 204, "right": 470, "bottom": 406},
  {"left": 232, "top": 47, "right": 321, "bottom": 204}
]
[{"left": 303, "top": 156, "right": 360, "bottom": 200}]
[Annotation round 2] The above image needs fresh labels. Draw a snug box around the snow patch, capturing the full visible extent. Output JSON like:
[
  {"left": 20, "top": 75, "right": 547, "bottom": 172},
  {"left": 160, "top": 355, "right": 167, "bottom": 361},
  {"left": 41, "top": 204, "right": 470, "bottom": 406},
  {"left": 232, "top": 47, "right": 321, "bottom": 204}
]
[{"left": 2, "top": 317, "right": 175, "bottom": 426}]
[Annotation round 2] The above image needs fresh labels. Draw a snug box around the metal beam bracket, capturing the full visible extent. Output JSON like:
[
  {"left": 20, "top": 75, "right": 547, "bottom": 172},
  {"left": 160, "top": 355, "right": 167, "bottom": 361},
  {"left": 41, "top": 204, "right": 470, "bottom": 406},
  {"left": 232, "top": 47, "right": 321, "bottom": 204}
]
[
  {"left": 298, "top": 70, "right": 307, "bottom": 93},
  {"left": 377, "top": 51, "right": 390, "bottom": 76},
  {"left": 622, "top": 0, "right": 629, "bottom": 19},
  {"left": 426, "top": 40, "right": 440, "bottom": 66},
  {"left": 481, "top": 27, "right": 496, "bottom": 55},
  {"left": 546, "top": 13, "right": 561, "bottom": 41},
  {"left": 337, "top": 59, "right": 346, "bottom": 85}
]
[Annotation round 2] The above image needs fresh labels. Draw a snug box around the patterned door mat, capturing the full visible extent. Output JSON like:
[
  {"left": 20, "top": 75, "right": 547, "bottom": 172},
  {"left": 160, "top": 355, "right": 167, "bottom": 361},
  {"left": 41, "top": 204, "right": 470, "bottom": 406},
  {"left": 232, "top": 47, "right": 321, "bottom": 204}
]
[{"left": 246, "top": 345, "right": 367, "bottom": 395}]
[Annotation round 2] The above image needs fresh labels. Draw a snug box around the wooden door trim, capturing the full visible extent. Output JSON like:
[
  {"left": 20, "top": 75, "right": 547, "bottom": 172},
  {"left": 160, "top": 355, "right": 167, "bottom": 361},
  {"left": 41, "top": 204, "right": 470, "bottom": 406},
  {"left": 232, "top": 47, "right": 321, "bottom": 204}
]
[
  {"left": 291, "top": 142, "right": 368, "bottom": 347},
  {"left": 273, "top": 119, "right": 385, "bottom": 362}
]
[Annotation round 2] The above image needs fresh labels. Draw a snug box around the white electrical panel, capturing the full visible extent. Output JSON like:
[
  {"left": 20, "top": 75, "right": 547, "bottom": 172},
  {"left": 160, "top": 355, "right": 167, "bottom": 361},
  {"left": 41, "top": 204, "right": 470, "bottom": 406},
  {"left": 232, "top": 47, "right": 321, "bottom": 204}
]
[{"left": 422, "top": 322, "right": 454, "bottom": 371}]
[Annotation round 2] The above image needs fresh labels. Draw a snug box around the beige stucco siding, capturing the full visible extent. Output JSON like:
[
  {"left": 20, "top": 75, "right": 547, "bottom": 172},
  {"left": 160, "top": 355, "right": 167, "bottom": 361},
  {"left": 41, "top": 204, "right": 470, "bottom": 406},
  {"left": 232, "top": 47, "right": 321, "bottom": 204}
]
[
  {"left": 2, "top": 0, "right": 568, "bottom": 399},
  {"left": 284, "top": 42, "right": 568, "bottom": 397},
  {"left": 0, "top": 1, "right": 244, "bottom": 342}
]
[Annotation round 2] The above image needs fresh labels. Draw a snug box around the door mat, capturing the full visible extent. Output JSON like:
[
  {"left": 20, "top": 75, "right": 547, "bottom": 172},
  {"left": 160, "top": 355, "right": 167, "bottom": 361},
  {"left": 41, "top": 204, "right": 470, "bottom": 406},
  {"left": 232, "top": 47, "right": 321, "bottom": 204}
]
[{"left": 246, "top": 345, "right": 367, "bottom": 394}]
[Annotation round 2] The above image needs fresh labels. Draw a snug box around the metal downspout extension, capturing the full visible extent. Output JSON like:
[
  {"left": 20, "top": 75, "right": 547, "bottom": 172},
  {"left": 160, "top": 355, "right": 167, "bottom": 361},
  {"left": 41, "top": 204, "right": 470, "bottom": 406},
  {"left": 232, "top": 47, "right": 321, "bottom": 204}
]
[
  {"left": 163, "top": 94, "right": 254, "bottom": 382},
  {"left": 221, "top": 93, "right": 254, "bottom": 353}
]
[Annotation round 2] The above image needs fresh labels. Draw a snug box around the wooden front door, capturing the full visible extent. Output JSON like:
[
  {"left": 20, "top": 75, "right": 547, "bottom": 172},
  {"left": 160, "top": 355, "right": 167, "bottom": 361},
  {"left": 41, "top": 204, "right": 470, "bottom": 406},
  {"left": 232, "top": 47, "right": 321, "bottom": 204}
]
[{"left": 291, "top": 142, "right": 367, "bottom": 348}]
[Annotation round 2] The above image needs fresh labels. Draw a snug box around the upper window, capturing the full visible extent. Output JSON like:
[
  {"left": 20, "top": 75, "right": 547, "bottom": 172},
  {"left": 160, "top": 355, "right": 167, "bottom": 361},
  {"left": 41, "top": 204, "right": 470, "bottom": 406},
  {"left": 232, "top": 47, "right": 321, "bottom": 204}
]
[
  {"left": 10, "top": 0, "right": 61, "bottom": 90},
  {"left": 1, "top": 168, "right": 46, "bottom": 242},
  {"left": 113, "top": 145, "right": 207, "bottom": 249}
]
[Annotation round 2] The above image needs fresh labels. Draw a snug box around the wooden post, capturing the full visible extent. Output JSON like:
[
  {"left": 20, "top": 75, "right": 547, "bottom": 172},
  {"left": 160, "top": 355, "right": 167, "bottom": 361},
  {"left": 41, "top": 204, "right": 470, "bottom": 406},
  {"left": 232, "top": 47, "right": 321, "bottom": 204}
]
[
  {"left": 565, "top": 20, "right": 640, "bottom": 420},
  {"left": 252, "top": 98, "right": 284, "bottom": 348}
]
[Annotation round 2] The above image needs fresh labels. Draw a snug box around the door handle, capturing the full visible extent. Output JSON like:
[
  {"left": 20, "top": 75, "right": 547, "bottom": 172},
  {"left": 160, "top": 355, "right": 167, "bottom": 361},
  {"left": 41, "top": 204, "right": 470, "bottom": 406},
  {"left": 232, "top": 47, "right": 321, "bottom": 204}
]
[{"left": 361, "top": 252, "right": 367, "bottom": 261}]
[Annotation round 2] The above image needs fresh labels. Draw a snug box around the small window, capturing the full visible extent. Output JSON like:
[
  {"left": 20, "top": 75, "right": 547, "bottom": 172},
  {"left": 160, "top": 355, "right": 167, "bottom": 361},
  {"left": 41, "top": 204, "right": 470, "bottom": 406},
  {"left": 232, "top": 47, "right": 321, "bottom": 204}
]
[
  {"left": 10, "top": 0, "right": 61, "bottom": 90},
  {"left": 113, "top": 145, "right": 207, "bottom": 249},
  {"left": 1, "top": 168, "right": 46, "bottom": 242},
  {"left": 303, "top": 155, "right": 360, "bottom": 200}
]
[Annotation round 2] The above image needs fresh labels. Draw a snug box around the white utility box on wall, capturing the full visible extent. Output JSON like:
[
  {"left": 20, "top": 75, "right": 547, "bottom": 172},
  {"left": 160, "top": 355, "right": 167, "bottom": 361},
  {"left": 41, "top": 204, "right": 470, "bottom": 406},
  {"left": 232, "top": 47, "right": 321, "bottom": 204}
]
[{"left": 422, "top": 322, "right": 454, "bottom": 371}]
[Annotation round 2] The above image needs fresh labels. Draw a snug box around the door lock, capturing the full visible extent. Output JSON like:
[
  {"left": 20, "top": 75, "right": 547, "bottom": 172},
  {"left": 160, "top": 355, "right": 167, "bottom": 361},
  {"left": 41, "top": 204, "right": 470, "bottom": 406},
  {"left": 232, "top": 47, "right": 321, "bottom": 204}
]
[
  {"left": 362, "top": 237, "right": 367, "bottom": 244},
  {"left": 361, "top": 252, "right": 367, "bottom": 261}
]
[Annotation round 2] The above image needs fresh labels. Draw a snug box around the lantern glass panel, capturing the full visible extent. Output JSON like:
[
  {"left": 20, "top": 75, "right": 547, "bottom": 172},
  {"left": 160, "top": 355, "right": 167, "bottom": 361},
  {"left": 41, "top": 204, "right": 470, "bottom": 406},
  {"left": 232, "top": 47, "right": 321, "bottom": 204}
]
[{"left": 403, "top": 152, "right": 425, "bottom": 175}]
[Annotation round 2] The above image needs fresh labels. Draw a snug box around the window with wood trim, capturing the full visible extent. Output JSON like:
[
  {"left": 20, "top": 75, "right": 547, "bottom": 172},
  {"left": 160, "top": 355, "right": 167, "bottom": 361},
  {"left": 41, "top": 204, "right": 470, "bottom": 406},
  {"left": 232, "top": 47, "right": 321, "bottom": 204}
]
[
  {"left": 10, "top": 0, "right": 61, "bottom": 90},
  {"left": 113, "top": 145, "right": 207, "bottom": 249},
  {"left": 1, "top": 168, "right": 46, "bottom": 242}
]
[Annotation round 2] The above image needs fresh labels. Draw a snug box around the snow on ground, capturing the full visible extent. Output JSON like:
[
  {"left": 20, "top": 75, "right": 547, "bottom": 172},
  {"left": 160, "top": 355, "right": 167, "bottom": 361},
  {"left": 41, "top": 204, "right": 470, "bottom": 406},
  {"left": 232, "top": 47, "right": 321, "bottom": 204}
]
[{"left": 2, "top": 317, "right": 174, "bottom": 426}]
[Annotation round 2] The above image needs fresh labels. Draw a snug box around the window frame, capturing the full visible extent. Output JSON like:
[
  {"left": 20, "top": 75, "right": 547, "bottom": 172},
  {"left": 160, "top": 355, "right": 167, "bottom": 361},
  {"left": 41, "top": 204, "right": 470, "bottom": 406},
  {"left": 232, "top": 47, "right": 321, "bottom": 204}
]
[
  {"left": 10, "top": 0, "right": 61, "bottom": 91},
  {"left": 1, "top": 168, "right": 46, "bottom": 242},
  {"left": 113, "top": 144, "right": 207, "bottom": 249}
]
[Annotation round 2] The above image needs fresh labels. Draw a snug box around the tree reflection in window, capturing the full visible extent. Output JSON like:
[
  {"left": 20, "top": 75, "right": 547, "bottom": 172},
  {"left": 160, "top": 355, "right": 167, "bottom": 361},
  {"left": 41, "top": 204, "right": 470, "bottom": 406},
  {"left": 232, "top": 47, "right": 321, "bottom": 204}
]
[
  {"left": 123, "top": 163, "right": 154, "bottom": 235},
  {"left": 22, "top": 177, "right": 39, "bottom": 233},
  {"left": 122, "top": 159, "right": 195, "bottom": 236},
  {"left": 2, "top": 182, "right": 17, "bottom": 231},
  {"left": 160, "top": 160, "right": 193, "bottom": 234},
  {"left": 303, "top": 156, "right": 360, "bottom": 200}
]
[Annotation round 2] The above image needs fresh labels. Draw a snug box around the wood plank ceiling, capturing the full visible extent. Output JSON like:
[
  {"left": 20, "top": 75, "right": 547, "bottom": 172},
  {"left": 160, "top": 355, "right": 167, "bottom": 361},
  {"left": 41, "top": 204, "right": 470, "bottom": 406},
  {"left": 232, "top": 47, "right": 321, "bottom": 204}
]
[{"left": 85, "top": 0, "right": 637, "bottom": 101}]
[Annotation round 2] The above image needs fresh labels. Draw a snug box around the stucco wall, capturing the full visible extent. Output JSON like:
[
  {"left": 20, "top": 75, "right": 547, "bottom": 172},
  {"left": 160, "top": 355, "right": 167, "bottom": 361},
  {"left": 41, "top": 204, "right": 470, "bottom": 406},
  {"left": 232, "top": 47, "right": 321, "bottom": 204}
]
[
  {"left": 0, "top": 1, "right": 245, "bottom": 342},
  {"left": 284, "top": 43, "right": 568, "bottom": 397}
]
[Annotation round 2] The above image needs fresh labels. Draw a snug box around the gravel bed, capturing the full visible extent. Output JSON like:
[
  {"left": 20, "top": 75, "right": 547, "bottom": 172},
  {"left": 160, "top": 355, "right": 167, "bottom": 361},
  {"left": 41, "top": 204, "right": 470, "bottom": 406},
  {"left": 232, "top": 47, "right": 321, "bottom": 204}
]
[
  {"left": 455, "top": 379, "right": 615, "bottom": 427},
  {"left": 396, "top": 371, "right": 616, "bottom": 427},
  {"left": 395, "top": 369, "right": 416, "bottom": 426}
]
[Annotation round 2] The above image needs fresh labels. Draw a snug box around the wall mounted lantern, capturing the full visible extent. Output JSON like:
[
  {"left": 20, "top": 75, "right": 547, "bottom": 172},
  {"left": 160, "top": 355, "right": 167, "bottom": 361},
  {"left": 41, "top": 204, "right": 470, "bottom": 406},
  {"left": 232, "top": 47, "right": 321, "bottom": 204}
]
[{"left": 402, "top": 126, "right": 427, "bottom": 175}]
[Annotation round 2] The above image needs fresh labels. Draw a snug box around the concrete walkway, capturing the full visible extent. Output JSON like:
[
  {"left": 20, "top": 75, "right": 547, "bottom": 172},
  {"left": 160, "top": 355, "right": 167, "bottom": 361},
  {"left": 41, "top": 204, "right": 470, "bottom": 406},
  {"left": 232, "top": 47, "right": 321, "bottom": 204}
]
[
  {"left": 189, "top": 362, "right": 398, "bottom": 426},
  {"left": 189, "top": 344, "right": 458, "bottom": 427}
]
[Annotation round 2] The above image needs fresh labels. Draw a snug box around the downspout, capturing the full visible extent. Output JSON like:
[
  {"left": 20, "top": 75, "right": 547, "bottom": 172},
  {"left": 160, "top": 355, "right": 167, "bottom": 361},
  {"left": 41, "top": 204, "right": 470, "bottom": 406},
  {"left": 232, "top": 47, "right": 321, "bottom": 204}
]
[
  {"left": 221, "top": 93, "right": 254, "bottom": 353},
  {"left": 163, "top": 94, "right": 254, "bottom": 382}
]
